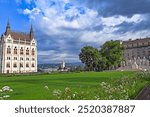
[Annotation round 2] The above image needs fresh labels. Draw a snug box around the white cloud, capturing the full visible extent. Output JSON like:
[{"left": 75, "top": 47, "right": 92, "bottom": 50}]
[
  {"left": 23, "top": 0, "right": 99, "bottom": 32},
  {"left": 23, "top": 9, "right": 32, "bottom": 14},
  {"left": 20, "top": 0, "right": 150, "bottom": 63},
  {"left": 101, "top": 14, "right": 144, "bottom": 27},
  {"left": 23, "top": 8, "right": 40, "bottom": 15}
]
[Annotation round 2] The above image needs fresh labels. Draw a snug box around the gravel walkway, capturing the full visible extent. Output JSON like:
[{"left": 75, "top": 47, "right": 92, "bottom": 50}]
[{"left": 135, "top": 84, "right": 150, "bottom": 100}]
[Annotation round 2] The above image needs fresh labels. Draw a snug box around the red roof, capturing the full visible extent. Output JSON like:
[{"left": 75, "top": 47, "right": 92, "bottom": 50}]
[{"left": 10, "top": 32, "right": 31, "bottom": 41}]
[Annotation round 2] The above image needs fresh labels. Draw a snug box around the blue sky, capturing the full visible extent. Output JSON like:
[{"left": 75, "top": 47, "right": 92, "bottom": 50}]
[{"left": 1, "top": 0, "right": 150, "bottom": 63}]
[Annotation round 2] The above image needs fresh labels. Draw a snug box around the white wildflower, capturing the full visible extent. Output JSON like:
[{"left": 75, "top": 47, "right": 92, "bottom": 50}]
[
  {"left": 2, "top": 86, "right": 10, "bottom": 91},
  {"left": 94, "top": 95, "right": 100, "bottom": 100},
  {"left": 3, "top": 95, "right": 10, "bottom": 98},
  {"left": 109, "top": 95, "right": 113, "bottom": 99},
  {"left": 53, "top": 89, "right": 61, "bottom": 96},
  {"left": 0, "top": 90, "right": 3, "bottom": 93},
  {"left": 72, "top": 94, "right": 76, "bottom": 98},
  {"left": 44, "top": 86, "right": 49, "bottom": 90},
  {"left": 65, "top": 87, "right": 71, "bottom": 93},
  {"left": 123, "top": 90, "right": 126, "bottom": 93},
  {"left": 100, "top": 82, "right": 107, "bottom": 87},
  {"left": 67, "top": 96, "right": 71, "bottom": 99},
  {"left": 9, "top": 89, "right": 13, "bottom": 92}
]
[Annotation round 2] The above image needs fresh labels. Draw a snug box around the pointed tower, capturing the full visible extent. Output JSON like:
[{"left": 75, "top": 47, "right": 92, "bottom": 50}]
[
  {"left": 30, "top": 24, "right": 34, "bottom": 39},
  {"left": 5, "top": 19, "right": 11, "bottom": 35}
]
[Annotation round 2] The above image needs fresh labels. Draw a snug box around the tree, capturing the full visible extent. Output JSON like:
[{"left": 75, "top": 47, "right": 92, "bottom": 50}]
[
  {"left": 79, "top": 46, "right": 100, "bottom": 71},
  {"left": 100, "top": 40, "right": 124, "bottom": 70}
]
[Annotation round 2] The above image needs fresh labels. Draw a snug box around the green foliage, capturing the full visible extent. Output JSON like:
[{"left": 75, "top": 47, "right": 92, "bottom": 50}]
[
  {"left": 100, "top": 40, "right": 124, "bottom": 70},
  {"left": 0, "top": 71, "right": 148, "bottom": 100},
  {"left": 136, "top": 71, "right": 150, "bottom": 80},
  {"left": 69, "top": 66, "right": 84, "bottom": 72},
  {"left": 79, "top": 40, "right": 124, "bottom": 71},
  {"left": 79, "top": 46, "right": 100, "bottom": 71},
  {"left": 52, "top": 74, "right": 148, "bottom": 100}
]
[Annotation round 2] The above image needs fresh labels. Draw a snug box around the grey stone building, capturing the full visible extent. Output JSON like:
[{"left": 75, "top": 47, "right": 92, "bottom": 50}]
[{"left": 120, "top": 37, "right": 150, "bottom": 70}]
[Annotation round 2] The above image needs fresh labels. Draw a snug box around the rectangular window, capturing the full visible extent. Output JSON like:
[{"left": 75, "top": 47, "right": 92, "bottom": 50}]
[{"left": 20, "top": 57, "right": 23, "bottom": 60}]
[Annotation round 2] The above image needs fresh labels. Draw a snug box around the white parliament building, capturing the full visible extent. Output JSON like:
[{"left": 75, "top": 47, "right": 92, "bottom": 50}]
[{"left": 0, "top": 21, "right": 37, "bottom": 73}]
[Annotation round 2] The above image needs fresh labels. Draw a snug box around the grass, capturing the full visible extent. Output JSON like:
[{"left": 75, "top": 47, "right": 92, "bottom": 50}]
[{"left": 0, "top": 71, "right": 149, "bottom": 100}]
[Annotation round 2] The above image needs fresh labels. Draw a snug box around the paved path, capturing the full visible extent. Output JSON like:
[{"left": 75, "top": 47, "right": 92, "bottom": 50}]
[{"left": 135, "top": 84, "right": 150, "bottom": 100}]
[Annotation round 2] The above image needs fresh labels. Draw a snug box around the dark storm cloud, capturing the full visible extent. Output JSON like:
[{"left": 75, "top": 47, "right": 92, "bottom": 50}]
[
  {"left": 114, "top": 14, "right": 150, "bottom": 34},
  {"left": 75, "top": 0, "right": 150, "bottom": 17},
  {"left": 36, "top": 32, "right": 82, "bottom": 52}
]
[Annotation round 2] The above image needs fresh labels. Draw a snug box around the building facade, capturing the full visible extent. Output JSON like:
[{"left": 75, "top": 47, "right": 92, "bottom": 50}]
[
  {"left": 121, "top": 38, "right": 150, "bottom": 70},
  {"left": 0, "top": 21, "right": 37, "bottom": 73},
  {"left": 123, "top": 38, "right": 150, "bottom": 60}
]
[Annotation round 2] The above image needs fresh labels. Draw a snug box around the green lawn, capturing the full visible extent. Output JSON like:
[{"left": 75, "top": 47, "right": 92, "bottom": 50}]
[{"left": 0, "top": 71, "right": 149, "bottom": 100}]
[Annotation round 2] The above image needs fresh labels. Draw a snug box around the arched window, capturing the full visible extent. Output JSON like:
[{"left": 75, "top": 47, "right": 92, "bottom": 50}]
[
  {"left": 32, "top": 48, "right": 35, "bottom": 56},
  {"left": 32, "top": 63, "right": 35, "bottom": 67},
  {"left": 20, "top": 47, "right": 23, "bottom": 55},
  {"left": 26, "top": 48, "right": 29, "bottom": 55},
  {"left": 6, "top": 62, "right": 10, "bottom": 68},
  {"left": 14, "top": 47, "right": 17, "bottom": 54},
  {"left": 26, "top": 63, "right": 29, "bottom": 68},
  {"left": 7, "top": 46, "right": 11, "bottom": 54},
  {"left": 20, "top": 63, "right": 23, "bottom": 68},
  {"left": 13, "top": 63, "right": 17, "bottom": 68}
]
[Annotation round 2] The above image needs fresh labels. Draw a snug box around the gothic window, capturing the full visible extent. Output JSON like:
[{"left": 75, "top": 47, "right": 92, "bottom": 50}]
[
  {"left": 20, "top": 57, "right": 23, "bottom": 60},
  {"left": 7, "top": 46, "right": 11, "bottom": 54},
  {"left": 14, "top": 47, "right": 17, "bottom": 54},
  {"left": 132, "top": 43, "right": 133, "bottom": 47},
  {"left": 32, "top": 58, "right": 35, "bottom": 60},
  {"left": 32, "top": 48, "right": 35, "bottom": 56},
  {"left": 14, "top": 57, "right": 17, "bottom": 60},
  {"left": 20, "top": 47, "right": 24, "bottom": 55},
  {"left": 26, "top": 63, "right": 29, "bottom": 68},
  {"left": 20, "top": 63, "right": 23, "bottom": 68},
  {"left": 26, "top": 48, "right": 29, "bottom": 55},
  {"left": 13, "top": 63, "right": 17, "bottom": 68},
  {"left": 142, "top": 43, "right": 144, "bottom": 46},
  {"left": 26, "top": 58, "right": 29, "bottom": 60},
  {"left": 32, "top": 63, "right": 35, "bottom": 67},
  {"left": 143, "top": 51, "right": 145, "bottom": 56},
  {"left": 148, "top": 51, "right": 150, "bottom": 55},
  {"left": 7, "top": 57, "right": 10, "bottom": 60},
  {"left": 6, "top": 63, "right": 10, "bottom": 68}
]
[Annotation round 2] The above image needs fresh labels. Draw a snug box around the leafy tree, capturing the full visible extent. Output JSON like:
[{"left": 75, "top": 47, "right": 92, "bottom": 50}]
[
  {"left": 100, "top": 40, "right": 124, "bottom": 70},
  {"left": 79, "top": 46, "right": 100, "bottom": 71}
]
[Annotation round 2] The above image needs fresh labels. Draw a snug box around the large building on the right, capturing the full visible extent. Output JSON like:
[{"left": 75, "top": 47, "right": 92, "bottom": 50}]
[
  {"left": 123, "top": 38, "right": 150, "bottom": 60},
  {"left": 121, "top": 37, "right": 150, "bottom": 70}
]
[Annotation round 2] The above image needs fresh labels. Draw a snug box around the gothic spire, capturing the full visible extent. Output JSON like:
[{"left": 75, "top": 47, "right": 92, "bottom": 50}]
[
  {"left": 30, "top": 24, "right": 34, "bottom": 39},
  {"left": 5, "top": 19, "right": 11, "bottom": 35},
  {"left": 7, "top": 19, "right": 10, "bottom": 28},
  {"left": 30, "top": 24, "right": 33, "bottom": 33}
]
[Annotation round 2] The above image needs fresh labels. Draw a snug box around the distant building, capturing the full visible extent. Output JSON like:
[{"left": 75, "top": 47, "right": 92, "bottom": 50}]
[
  {"left": 0, "top": 20, "right": 37, "bottom": 73},
  {"left": 61, "top": 60, "right": 65, "bottom": 69},
  {"left": 58, "top": 60, "right": 69, "bottom": 71}
]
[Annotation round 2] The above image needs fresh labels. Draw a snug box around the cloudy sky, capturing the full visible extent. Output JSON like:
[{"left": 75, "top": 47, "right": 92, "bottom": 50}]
[{"left": 0, "top": 0, "right": 150, "bottom": 63}]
